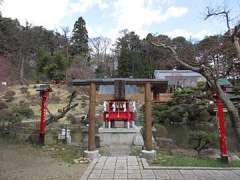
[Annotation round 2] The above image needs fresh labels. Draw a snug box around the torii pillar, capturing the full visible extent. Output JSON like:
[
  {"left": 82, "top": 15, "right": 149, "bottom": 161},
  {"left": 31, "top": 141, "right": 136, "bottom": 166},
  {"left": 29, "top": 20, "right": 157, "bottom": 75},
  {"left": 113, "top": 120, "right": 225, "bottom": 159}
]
[
  {"left": 142, "top": 82, "right": 156, "bottom": 161},
  {"left": 144, "top": 82, "right": 153, "bottom": 150},
  {"left": 84, "top": 82, "right": 99, "bottom": 159}
]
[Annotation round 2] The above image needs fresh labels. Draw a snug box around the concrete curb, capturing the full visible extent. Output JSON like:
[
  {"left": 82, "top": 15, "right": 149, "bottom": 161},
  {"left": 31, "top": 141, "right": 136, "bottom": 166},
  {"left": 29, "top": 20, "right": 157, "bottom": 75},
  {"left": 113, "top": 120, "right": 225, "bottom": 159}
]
[
  {"left": 80, "top": 158, "right": 98, "bottom": 180},
  {"left": 140, "top": 158, "right": 240, "bottom": 170}
]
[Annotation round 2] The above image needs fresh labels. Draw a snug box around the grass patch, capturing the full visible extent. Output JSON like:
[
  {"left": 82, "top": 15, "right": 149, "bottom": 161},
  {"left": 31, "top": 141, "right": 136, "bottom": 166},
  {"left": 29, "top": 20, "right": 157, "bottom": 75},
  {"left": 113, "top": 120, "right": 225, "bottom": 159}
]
[
  {"left": 0, "top": 137, "right": 86, "bottom": 164},
  {"left": 41, "top": 144, "right": 84, "bottom": 164},
  {"left": 98, "top": 146, "right": 111, "bottom": 156},
  {"left": 153, "top": 153, "right": 240, "bottom": 167},
  {"left": 0, "top": 136, "right": 26, "bottom": 145}
]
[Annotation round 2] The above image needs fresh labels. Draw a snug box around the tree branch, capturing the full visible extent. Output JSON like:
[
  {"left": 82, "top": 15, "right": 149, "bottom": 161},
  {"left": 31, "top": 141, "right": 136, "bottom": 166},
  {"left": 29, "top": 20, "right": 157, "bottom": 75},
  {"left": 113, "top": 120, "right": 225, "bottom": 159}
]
[
  {"left": 45, "top": 91, "right": 78, "bottom": 126},
  {"left": 151, "top": 42, "right": 200, "bottom": 72},
  {"left": 28, "top": 91, "right": 78, "bottom": 144},
  {"left": 205, "top": 7, "right": 231, "bottom": 31},
  {"left": 46, "top": 103, "right": 78, "bottom": 126},
  {"left": 204, "top": 6, "right": 240, "bottom": 73},
  {"left": 46, "top": 107, "right": 54, "bottom": 117}
]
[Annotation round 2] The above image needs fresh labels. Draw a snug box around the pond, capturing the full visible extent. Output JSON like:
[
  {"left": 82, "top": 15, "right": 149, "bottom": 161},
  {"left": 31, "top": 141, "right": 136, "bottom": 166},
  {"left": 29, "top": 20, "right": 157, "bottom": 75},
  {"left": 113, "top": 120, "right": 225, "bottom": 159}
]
[{"left": 157, "top": 122, "right": 219, "bottom": 149}]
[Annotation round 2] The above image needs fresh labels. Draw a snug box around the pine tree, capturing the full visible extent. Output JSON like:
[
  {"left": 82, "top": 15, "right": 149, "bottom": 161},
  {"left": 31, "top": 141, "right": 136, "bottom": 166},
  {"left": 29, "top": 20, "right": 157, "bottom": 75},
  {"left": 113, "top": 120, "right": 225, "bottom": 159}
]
[
  {"left": 116, "top": 31, "right": 148, "bottom": 78},
  {"left": 70, "top": 17, "right": 89, "bottom": 56}
]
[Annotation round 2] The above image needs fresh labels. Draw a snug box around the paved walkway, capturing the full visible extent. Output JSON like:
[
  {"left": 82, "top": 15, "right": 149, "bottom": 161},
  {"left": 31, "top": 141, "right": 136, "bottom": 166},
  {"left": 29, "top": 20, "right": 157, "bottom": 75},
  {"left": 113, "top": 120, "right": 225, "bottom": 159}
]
[
  {"left": 81, "top": 156, "right": 240, "bottom": 180},
  {"left": 109, "top": 145, "right": 131, "bottom": 156}
]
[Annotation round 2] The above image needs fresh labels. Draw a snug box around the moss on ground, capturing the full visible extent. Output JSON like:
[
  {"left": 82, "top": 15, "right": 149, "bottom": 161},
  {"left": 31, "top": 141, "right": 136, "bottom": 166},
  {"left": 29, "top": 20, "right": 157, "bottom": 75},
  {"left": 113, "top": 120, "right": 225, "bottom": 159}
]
[{"left": 153, "top": 152, "right": 240, "bottom": 167}]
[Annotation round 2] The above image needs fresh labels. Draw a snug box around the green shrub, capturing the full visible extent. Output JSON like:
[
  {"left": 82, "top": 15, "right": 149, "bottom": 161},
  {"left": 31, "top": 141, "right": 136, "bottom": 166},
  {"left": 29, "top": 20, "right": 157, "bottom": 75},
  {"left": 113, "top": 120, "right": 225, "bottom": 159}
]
[
  {"left": 188, "top": 130, "right": 217, "bottom": 155},
  {"left": 152, "top": 83, "right": 213, "bottom": 125},
  {"left": 0, "top": 101, "right": 8, "bottom": 110},
  {"left": 5, "top": 90, "right": 16, "bottom": 97},
  {"left": 0, "top": 105, "right": 34, "bottom": 124},
  {"left": 3, "top": 90, "right": 16, "bottom": 102},
  {"left": 13, "top": 106, "right": 34, "bottom": 118},
  {"left": 0, "top": 109, "right": 21, "bottom": 124},
  {"left": 20, "top": 87, "right": 29, "bottom": 94}
]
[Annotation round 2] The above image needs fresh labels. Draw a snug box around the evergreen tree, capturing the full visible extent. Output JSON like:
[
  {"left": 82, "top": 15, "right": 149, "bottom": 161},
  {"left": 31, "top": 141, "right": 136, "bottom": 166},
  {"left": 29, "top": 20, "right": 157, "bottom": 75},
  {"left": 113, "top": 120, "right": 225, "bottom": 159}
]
[
  {"left": 36, "top": 49, "right": 68, "bottom": 80},
  {"left": 70, "top": 17, "right": 89, "bottom": 56},
  {"left": 116, "top": 31, "right": 152, "bottom": 78}
]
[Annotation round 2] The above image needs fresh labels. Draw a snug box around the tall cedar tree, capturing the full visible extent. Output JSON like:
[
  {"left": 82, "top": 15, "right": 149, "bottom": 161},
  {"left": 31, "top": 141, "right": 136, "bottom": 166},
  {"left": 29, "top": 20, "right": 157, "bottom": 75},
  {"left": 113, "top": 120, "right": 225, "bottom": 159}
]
[
  {"left": 71, "top": 17, "right": 89, "bottom": 56},
  {"left": 117, "top": 31, "right": 149, "bottom": 78}
]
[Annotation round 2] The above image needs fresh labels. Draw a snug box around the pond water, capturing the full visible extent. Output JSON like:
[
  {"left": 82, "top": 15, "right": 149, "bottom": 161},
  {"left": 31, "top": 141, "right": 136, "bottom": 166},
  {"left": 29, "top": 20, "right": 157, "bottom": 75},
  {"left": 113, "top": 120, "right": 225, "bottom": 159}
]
[{"left": 156, "top": 122, "right": 219, "bottom": 149}]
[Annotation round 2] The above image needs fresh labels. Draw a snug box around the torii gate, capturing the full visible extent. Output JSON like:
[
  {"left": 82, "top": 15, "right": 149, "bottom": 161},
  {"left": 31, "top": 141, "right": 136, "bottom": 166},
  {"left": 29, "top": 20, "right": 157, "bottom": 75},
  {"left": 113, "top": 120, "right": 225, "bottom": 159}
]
[{"left": 72, "top": 78, "right": 168, "bottom": 159}]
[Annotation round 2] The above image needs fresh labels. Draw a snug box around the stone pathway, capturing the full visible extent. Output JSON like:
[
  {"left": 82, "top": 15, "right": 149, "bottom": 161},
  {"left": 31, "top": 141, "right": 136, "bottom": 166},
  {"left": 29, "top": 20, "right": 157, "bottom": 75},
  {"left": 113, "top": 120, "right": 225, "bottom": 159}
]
[
  {"left": 109, "top": 145, "right": 131, "bottom": 156},
  {"left": 80, "top": 156, "right": 240, "bottom": 180}
]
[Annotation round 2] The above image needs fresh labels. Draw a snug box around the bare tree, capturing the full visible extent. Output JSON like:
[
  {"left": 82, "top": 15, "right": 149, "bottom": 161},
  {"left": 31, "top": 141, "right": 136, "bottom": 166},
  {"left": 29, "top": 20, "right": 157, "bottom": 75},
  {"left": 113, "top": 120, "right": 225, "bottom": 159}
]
[
  {"left": 89, "top": 36, "right": 115, "bottom": 77},
  {"left": 17, "top": 22, "right": 33, "bottom": 84},
  {"left": 90, "top": 36, "right": 111, "bottom": 61},
  {"left": 61, "top": 26, "right": 70, "bottom": 79},
  {"left": 151, "top": 40, "right": 240, "bottom": 143},
  {"left": 204, "top": 7, "right": 240, "bottom": 59},
  {"left": 61, "top": 26, "right": 70, "bottom": 56}
]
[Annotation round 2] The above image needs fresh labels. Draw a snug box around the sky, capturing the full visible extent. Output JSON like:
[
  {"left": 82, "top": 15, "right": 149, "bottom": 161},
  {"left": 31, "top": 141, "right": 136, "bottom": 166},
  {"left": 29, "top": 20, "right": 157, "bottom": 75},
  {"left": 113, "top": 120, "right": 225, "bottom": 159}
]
[{"left": 1, "top": 0, "right": 240, "bottom": 41}]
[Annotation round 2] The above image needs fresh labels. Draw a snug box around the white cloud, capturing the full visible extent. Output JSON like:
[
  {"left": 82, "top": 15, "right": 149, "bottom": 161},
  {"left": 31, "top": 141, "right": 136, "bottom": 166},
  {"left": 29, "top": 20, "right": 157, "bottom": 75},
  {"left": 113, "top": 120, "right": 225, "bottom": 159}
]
[
  {"left": 1, "top": 0, "right": 108, "bottom": 29},
  {"left": 69, "top": 0, "right": 108, "bottom": 14},
  {"left": 165, "top": 29, "right": 213, "bottom": 40},
  {"left": 111, "top": 0, "right": 188, "bottom": 38},
  {"left": 87, "top": 24, "right": 104, "bottom": 37},
  {"left": 2, "top": 0, "right": 69, "bottom": 29},
  {"left": 164, "top": 6, "right": 188, "bottom": 18},
  {"left": 1, "top": 0, "right": 189, "bottom": 40}
]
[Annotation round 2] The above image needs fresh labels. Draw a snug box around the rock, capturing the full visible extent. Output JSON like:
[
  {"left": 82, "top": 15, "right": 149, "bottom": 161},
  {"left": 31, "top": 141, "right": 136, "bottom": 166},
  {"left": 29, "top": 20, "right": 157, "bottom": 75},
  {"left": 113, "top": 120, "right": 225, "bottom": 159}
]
[
  {"left": 133, "top": 134, "right": 144, "bottom": 146},
  {"left": 157, "top": 137, "right": 177, "bottom": 149},
  {"left": 142, "top": 150, "right": 156, "bottom": 161}
]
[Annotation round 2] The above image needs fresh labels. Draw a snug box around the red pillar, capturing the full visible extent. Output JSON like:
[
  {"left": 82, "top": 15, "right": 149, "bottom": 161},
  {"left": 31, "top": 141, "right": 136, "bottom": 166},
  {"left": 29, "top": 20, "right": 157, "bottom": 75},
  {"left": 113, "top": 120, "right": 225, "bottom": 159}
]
[
  {"left": 216, "top": 95, "right": 228, "bottom": 162},
  {"left": 39, "top": 91, "right": 48, "bottom": 145}
]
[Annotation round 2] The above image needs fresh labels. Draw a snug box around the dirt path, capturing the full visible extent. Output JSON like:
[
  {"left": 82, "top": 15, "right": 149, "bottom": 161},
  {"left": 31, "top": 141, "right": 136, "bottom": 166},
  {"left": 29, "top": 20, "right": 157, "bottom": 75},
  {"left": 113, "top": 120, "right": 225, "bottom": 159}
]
[{"left": 0, "top": 142, "right": 87, "bottom": 180}]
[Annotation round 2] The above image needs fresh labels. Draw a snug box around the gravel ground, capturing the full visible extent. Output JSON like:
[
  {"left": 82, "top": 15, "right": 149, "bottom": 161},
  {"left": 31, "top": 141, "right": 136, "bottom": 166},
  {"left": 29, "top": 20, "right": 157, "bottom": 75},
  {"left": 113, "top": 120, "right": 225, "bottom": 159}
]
[{"left": 0, "top": 142, "right": 87, "bottom": 180}]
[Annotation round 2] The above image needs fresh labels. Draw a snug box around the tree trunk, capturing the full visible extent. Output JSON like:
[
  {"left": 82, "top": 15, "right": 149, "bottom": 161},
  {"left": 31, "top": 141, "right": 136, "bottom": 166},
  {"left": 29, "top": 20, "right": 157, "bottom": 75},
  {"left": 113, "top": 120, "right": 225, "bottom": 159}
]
[
  {"left": 19, "top": 57, "right": 25, "bottom": 85},
  {"left": 233, "top": 36, "right": 240, "bottom": 59},
  {"left": 216, "top": 83, "right": 240, "bottom": 141},
  {"left": 201, "top": 69, "right": 240, "bottom": 145}
]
